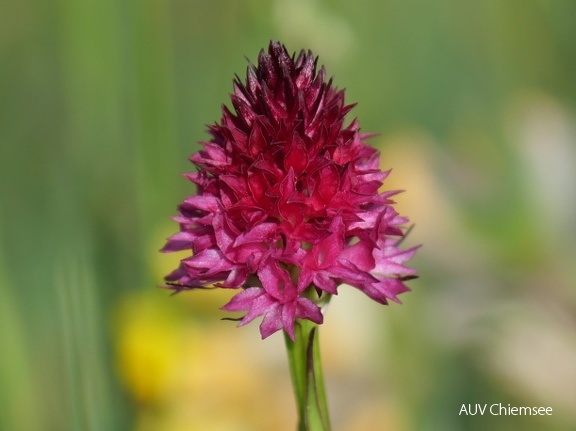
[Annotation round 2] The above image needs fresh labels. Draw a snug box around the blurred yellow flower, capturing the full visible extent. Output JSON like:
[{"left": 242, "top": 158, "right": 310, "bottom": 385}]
[{"left": 115, "top": 292, "right": 183, "bottom": 405}]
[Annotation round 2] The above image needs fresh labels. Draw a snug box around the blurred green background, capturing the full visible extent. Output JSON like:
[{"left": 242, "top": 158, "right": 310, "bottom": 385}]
[{"left": 1, "top": 0, "right": 575, "bottom": 430}]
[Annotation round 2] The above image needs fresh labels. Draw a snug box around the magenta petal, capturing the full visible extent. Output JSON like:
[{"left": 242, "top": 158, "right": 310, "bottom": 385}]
[
  {"left": 234, "top": 222, "right": 277, "bottom": 246},
  {"left": 161, "top": 231, "right": 195, "bottom": 252},
  {"left": 222, "top": 288, "right": 279, "bottom": 331},
  {"left": 313, "top": 273, "right": 338, "bottom": 294},
  {"left": 164, "top": 264, "right": 197, "bottom": 288},
  {"left": 379, "top": 278, "right": 411, "bottom": 302},
  {"left": 183, "top": 249, "right": 233, "bottom": 275},
  {"left": 260, "top": 302, "right": 283, "bottom": 339},
  {"left": 329, "top": 259, "right": 377, "bottom": 288},
  {"left": 310, "top": 217, "right": 344, "bottom": 269},
  {"left": 348, "top": 209, "right": 380, "bottom": 231},
  {"left": 221, "top": 267, "right": 249, "bottom": 288},
  {"left": 339, "top": 240, "right": 375, "bottom": 272},
  {"left": 221, "top": 287, "right": 263, "bottom": 312},
  {"left": 372, "top": 246, "right": 418, "bottom": 276},
  {"left": 212, "top": 213, "right": 235, "bottom": 253},
  {"left": 363, "top": 278, "right": 411, "bottom": 304},
  {"left": 296, "top": 271, "right": 314, "bottom": 292},
  {"left": 257, "top": 259, "right": 295, "bottom": 300},
  {"left": 281, "top": 301, "right": 297, "bottom": 341},
  {"left": 296, "top": 297, "right": 323, "bottom": 324},
  {"left": 182, "top": 195, "right": 220, "bottom": 212},
  {"left": 242, "top": 293, "right": 277, "bottom": 327}
]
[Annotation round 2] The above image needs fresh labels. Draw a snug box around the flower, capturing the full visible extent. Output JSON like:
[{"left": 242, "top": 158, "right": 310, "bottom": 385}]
[{"left": 162, "top": 41, "right": 418, "bottom": 340}]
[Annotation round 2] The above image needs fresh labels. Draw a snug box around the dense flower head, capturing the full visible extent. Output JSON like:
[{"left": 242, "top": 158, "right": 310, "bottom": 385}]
[{"left": 162, "top": 41, "right": 418, "bottom": 340}]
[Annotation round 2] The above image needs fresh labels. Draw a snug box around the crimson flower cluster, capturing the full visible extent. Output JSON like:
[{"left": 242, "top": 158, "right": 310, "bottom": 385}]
[{"left": 162, "top": 41, "right": 418, "bottom": 340}]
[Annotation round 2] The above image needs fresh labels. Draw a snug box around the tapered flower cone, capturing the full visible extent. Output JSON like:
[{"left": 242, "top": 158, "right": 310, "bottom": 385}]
[{"left": 162, "top": 41, "right": 418, "bottom": 340}]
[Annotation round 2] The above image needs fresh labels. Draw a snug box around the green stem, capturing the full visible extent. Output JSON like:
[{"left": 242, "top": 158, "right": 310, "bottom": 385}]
[{"left": 285, "top": 320, "right": 331, "bottom": 431}]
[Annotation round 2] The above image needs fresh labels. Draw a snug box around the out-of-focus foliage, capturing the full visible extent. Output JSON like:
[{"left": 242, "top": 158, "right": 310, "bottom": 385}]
[{"left": 1, "top": 0, "right": 575, "bottom": 430}]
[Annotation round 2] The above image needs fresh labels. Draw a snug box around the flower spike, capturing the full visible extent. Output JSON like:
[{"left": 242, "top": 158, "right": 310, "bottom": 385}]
[{"left": 162, "top": 41, "right": 418, "bottom": 339}]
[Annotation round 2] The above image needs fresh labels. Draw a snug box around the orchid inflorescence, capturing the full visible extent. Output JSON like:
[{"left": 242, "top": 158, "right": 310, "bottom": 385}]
[{"left": 162, "top": 41, "right": 418, "bottom": 340}]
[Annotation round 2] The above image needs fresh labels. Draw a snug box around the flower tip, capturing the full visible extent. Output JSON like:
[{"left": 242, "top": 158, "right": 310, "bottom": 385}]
[{"left": 283, "top": 329, "right": 296, "bottom": 343}]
